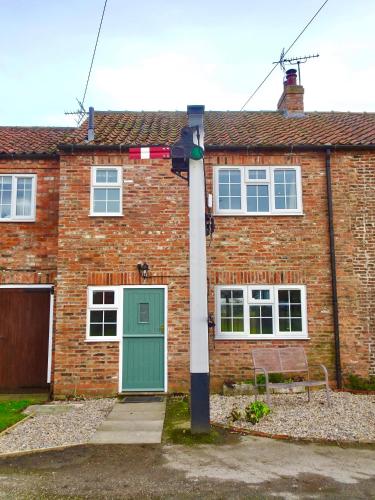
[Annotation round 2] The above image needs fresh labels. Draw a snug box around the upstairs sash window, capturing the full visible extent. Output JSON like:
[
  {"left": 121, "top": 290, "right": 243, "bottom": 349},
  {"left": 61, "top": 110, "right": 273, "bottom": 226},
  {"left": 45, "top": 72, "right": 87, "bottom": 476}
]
[
  {"left": 91, "top": 167, "right": 122, "bottom": 216},
  {"left": 215, "top": 166, "right": 302, "bottom": 215},
  {"left": 0, "top": 174, "right": 36, "bottom": 221}
]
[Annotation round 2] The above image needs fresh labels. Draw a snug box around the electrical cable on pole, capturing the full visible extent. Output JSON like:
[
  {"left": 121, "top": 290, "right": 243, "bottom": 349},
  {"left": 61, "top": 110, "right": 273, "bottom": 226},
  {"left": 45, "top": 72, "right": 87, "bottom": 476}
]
[{"left": 240, "top": 0, "right": 329, "bottom": 111}]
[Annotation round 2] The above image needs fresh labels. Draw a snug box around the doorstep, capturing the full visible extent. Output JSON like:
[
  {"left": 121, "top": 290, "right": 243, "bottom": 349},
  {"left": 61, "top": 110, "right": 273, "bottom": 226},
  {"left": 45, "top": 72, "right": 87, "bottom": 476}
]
[{"left": 118, "top": 392, "right": 167, "bottom": 397}]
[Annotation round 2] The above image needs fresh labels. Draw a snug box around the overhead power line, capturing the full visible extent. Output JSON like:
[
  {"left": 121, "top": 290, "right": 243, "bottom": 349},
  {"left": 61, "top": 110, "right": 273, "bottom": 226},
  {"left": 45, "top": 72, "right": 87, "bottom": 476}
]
[
  {"left": 65, "top": 0, "right": 109, "bottom": 124},
  {"left": 81, "top": 0, "right": 109, "bottom": 108},
  {"left": 240, "top": 0, "right": 329, "bottom": 111}
]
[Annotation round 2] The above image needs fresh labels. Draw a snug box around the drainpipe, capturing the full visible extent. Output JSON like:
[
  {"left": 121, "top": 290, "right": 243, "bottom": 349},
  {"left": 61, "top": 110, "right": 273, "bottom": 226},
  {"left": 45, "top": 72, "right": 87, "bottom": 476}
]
[{"left": 325, "top": 148, "right": 342, "bottom": 389}]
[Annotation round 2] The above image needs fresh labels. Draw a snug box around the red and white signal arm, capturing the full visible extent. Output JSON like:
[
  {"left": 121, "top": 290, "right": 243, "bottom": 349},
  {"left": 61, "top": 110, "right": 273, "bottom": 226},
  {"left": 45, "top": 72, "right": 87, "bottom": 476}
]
[{"left": 129, "top": 146, "right": 170, "bottom": 159}]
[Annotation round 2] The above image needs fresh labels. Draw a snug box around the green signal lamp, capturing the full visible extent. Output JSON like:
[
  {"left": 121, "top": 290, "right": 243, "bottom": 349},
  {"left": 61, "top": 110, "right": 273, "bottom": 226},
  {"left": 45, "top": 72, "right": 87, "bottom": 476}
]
[
  {"left": 171, "top": 126, "right": 205, "bottom": 177},
  {"left": 190, "top": 144, "right": 204, "bottom": 160}
]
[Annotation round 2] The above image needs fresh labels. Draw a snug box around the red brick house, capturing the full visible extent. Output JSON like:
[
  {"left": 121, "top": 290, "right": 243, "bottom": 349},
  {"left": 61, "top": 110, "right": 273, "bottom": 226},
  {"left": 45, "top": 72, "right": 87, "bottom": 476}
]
[{"left": 0, "top": 76, "right": 374, "bottom": 396}]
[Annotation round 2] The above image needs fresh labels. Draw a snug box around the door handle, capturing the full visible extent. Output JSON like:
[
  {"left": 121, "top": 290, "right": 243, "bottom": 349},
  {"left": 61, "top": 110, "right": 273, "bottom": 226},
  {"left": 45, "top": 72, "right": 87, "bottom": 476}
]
[{"left": 160, "top": 324, "right": 164, "bottom": 334}]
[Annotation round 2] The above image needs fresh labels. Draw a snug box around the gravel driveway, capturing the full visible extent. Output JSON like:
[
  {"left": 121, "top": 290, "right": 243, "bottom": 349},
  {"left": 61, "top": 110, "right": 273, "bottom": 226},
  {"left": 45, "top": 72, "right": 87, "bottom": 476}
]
[
  {"left": 1, "top": 392, "right": 374, "bottom": 456},
  {"left": 0, "top": 398, "right": 115, "bottom": 454},
  {"left": 210, "top": 391, "right": 375, "bottom": 442}
]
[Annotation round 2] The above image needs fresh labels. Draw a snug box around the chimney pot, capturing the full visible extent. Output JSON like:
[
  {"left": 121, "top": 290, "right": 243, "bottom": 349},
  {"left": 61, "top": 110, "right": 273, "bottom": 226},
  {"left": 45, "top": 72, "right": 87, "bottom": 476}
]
[
  {"left": 285, "top": 68, "right": 298, "bottom": 86},
  {"left": 277, "top": 69, "right": 304, "bottom": 115}
]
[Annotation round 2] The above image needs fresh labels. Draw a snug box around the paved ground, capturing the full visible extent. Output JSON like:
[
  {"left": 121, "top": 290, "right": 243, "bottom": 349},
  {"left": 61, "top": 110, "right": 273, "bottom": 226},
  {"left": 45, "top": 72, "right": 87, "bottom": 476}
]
[
  {"left": 0, "top": 436, "right": 374, "bottom": 499},
  {"left": 90, "top": 401, "right": 166, "bottom": 444}
]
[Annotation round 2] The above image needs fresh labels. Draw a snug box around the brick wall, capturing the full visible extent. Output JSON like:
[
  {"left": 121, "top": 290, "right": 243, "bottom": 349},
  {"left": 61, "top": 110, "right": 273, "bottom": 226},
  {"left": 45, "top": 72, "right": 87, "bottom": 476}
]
[
  {"left": 4, "top": 149, "right": 371, "bottom": 396},
  {"left": 0, "top": 158, "right": 59, "bottom": 285},
  {"left": 53, "top": 153, "right": 191, "bottom": 395},
  {"left": 53, "top": 150, "right": 338, "bottom": 396},
  {"left": 0, "top": 146, "right": 375, "bottom": 394},
  {"left": 204, "top": 151, "right": 336, "bottom": 390},
  {"left": 331, "top": 151, "right": 375, "bottom": 378}
]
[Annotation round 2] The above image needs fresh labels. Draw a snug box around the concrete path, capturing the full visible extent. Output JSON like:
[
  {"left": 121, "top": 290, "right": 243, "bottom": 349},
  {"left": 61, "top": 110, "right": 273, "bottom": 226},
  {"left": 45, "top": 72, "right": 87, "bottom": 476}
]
[{"left": 90, "top": 400, "right": 166, "bottom": 444}]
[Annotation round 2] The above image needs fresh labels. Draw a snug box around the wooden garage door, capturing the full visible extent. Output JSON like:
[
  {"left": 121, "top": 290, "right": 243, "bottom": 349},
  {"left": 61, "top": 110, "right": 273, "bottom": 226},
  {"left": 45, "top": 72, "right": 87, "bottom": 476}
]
[{"left": 0, "top": 288, "right": 51, "bottom": 390}]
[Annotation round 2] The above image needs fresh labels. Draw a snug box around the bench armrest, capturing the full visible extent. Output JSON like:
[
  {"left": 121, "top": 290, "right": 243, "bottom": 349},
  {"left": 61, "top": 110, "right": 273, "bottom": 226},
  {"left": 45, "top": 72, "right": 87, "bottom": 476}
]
[
  {"left": 252, "top": 367, "right": 269, "bottom": 386},
  {"left": 308, "top": 364, "right": 329, "bottom": 382}
]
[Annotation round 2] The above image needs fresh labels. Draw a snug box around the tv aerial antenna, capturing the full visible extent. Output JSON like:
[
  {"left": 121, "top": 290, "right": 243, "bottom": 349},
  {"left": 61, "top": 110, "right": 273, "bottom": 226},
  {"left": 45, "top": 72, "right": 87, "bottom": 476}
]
[
  {"left": 274, "top": 49, "right": 319, "bottom": 84},
  {"left": 64, "top": 99, "right": 88, "bottom": 126}
]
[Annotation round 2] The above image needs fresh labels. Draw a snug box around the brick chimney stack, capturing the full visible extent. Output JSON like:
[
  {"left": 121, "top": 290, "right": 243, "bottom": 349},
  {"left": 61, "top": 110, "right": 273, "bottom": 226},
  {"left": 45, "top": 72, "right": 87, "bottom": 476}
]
[{"left": 277, "top": 69, "right": 304, "bottom": 115}]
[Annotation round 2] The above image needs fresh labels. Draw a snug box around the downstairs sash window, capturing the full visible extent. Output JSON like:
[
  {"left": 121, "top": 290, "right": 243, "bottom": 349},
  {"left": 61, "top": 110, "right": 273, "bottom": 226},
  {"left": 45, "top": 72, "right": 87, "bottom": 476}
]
[
  {"left": 87, "top": 287, "right": 119, "bottom": 341},
  {"left": 216, "top": 285, "right": 307, "bottom": 339}
]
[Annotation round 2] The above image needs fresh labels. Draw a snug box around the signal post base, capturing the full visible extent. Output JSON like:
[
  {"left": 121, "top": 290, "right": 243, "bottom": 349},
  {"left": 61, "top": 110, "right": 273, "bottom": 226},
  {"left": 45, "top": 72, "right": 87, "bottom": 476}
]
[{"left": 190, "top": 373, "right": 210, "bottom": 434}]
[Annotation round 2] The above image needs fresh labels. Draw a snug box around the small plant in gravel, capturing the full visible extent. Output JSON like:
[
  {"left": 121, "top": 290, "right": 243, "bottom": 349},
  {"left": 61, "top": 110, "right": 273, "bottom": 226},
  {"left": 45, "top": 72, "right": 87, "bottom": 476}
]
[
  {"left": 229, "top": 406, "right": 242, "bottom": 422},
  {"left": 347, "top": 374, "right": 375, "bottom": 391},
  {"left": 245, "top": 401, "right": 270, "bottom": 425},
  {"left": 66, "top": 394, "right": 87, "bottom": 401}
]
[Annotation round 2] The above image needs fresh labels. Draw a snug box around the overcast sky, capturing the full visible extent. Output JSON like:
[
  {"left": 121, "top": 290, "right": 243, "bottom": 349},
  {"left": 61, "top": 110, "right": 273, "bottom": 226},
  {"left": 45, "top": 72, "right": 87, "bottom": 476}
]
[{"left": 1, "top": 0, "right": 374, "bottom": 126}]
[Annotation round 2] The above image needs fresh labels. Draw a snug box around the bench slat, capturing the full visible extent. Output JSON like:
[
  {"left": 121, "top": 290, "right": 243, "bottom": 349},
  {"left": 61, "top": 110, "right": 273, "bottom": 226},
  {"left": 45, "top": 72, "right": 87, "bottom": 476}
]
[
  {"left": 266, "top": 380, "right": 326, "bottom": 388},
  {"left": 252, "top": 348, "right": 282, "bottom": 372},
  {"left": 279, "top": 347, "right": 308, "bottom": 371},
  {"left": 251, "top": 346, "right": 330, "bottom": 406}
]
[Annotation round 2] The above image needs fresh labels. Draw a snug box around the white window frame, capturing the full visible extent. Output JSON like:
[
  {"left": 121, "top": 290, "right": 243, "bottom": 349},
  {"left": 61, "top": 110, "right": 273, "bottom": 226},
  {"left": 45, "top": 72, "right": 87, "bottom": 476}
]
[
  {"left": 90, "top": 166, "right": 123, "bottom": 216},
  {"left": 86, "top": 286, "right": 120, "bottom": 342},
  {"left": 215, "top": 284, "right": 308, "bottom": 340},
  {"left": 0, "top": 174, "right": 36, "bottom": 222},
  {"left": 214, "top": 166, "right": 303, "bottom": 216},
  {"left": 248, "top": 285, "right": 274, "bottom": 304}
]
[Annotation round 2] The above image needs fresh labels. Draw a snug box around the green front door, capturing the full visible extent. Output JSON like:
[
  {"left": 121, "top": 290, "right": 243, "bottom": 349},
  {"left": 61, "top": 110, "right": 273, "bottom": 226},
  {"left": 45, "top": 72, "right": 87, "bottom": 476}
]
[{"left": 122, "top": 288, "right": 165, "bottom": 391}]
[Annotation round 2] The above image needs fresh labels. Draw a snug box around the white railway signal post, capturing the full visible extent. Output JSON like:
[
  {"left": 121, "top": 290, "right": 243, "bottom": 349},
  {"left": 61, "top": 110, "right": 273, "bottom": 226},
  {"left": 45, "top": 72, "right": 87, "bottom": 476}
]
[
  {"left": 131, "top": 106, "right": 211, "bottom": 434},
  {"left": 171, "top": 105, "right": 210, "bottom": 434}
]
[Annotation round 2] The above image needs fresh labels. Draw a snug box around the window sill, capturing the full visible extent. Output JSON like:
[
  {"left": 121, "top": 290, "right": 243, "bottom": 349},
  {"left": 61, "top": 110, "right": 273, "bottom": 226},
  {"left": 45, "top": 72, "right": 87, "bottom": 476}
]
[
  {"left": 214, "top": 212, "right": 305, "bottom": 217},
  {"left": 89, "top": 214, "right": 123, "bottom": 217},
  {"left": 215, "top": 334, "right": 309, "bottom": 341},
  {"left": 85, "top": 337, "right": 120, "bottom": 342}
]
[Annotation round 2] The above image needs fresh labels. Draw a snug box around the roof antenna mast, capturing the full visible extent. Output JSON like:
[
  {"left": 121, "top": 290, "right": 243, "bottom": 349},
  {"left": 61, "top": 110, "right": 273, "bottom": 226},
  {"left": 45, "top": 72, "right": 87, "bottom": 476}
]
[{"left": 274, "top": 49, "right": 320, "bottom": 85}]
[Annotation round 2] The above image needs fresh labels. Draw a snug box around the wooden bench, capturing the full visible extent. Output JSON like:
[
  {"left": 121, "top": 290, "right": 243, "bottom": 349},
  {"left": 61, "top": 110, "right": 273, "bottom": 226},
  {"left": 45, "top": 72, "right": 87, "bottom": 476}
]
[{"left": 252, "top": 347, "right": 330, "bottom": 406}]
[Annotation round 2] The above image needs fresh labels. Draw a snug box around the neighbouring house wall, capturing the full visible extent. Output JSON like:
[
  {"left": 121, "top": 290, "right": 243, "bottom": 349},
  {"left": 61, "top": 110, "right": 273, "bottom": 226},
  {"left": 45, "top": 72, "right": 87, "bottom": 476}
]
[
  {"left": 331, "top": 151, "right": 375, "bottom": 379},
  {"left": 0, "top": 158, "right": 59, "bottom": 285},
  {"left": 205, "top": 150, "right": 374, "bottom": 390}
]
